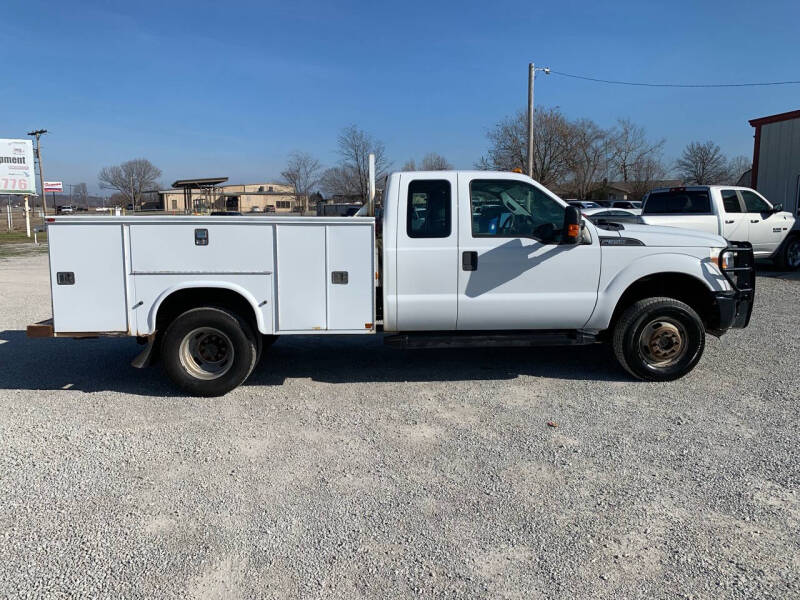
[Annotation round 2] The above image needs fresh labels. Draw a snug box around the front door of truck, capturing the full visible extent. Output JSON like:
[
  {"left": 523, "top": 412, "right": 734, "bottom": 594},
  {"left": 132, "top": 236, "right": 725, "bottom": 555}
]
[
  {"left": 395, "top": 172, "right": 459, "bottom": 330},
  {"left": 740, "top": 189, "right": 781, "bottom": 254},
  {"left": 456, "top": 174, "right": 601, "bottom": 330}
]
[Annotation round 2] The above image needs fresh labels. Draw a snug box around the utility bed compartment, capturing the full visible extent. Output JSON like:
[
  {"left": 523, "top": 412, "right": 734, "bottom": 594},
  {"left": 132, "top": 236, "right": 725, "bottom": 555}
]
[{"left": 43, "top": 216, "right": 375, "bottom": 337}]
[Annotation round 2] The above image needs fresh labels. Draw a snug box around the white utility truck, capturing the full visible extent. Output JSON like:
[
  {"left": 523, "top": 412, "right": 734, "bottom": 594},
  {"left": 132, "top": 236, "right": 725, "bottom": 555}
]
[
  {"left": 29, "top": 171, "right": 755, "bottom": 396},
  {"left": 642, "top": 185, "right": 798, "bottom": 269}
]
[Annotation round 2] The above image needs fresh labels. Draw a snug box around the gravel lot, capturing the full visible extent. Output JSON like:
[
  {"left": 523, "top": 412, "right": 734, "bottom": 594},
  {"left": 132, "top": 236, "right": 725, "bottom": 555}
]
[{"left": 0, "top": 252, "right": 798, "bottom": 599}]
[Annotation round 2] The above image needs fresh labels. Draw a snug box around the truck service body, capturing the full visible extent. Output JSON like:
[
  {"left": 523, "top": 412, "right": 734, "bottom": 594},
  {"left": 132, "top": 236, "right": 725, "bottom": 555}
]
[{"left": 29, "top": 171, "right": 755, "bottom": 396}]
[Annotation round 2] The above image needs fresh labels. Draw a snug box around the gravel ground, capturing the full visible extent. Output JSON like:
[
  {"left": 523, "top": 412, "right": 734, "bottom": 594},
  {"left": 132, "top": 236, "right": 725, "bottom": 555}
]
[{"left": 0, "top": 252, "right": 798, "bottom": 599}]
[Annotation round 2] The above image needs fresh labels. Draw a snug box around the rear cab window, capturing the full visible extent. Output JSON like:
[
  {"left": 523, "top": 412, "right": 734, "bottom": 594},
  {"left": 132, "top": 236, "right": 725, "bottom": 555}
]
[
  {"left": 721, "top": 190, "right": 742, "bottom": 213},
  {"left": 643, "top": 190, "right": 712, "bottom": 215},
  {"left": 407, "top": 179, "right": 451, "bottom": 238}
]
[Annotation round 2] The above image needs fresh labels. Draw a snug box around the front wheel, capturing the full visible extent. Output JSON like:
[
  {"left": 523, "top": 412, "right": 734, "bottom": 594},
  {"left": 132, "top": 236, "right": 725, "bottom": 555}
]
[
  {"left": 161, "top": 307, "right": 259, "bottom": 396},
  {"left": 776, "top": 235, "right": 800, "bottom": 271},
  {"left": 612, "top": 297, "right": 705, "bottom": 381}
]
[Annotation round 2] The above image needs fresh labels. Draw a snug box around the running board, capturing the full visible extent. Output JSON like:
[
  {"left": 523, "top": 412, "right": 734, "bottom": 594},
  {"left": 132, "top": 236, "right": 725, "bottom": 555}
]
[{"left": 384, "top": 330, "right": 599, "bottom": 349}]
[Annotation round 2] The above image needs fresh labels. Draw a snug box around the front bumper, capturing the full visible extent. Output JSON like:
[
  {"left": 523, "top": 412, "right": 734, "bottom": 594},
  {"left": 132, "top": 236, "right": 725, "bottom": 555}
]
[{"left": 710, "top": 242, "right": 755, "bottom": 333}]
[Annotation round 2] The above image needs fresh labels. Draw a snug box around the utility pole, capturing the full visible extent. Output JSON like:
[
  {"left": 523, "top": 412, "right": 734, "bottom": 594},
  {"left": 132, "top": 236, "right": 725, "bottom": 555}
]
[
  {"left": 27, "top": 129, "right": 48, "bottom": 220},
  {"left": 527, "top": 63, "right": 550, "bottom": 178}
]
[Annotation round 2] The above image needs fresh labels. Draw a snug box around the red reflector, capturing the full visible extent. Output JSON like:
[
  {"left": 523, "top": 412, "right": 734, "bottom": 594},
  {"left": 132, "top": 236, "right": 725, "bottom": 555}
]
[{"left": 46, "top": 218, "right": 55, "bottom": 222}]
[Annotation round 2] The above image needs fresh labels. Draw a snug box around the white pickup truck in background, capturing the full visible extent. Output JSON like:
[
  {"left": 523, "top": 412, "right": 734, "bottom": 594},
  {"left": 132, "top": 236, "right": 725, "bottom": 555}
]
[
  {"left": 641, "top": 185, "right": 799, "bottom": 269},
  {"left": 29, "top": 171, "right": 755, "bottom": 396}
]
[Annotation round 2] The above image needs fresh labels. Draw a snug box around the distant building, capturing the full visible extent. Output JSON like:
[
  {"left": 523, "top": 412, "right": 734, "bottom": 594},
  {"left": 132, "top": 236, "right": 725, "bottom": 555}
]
[
  {"left": 749, "top": 109, "right": 800, "bottom": 217},
  {"left": 586, "top": 180, "right": 684, "bottom": 202},
  {"left": 159, "top": 180, "right": 306, "bottom": 214}
]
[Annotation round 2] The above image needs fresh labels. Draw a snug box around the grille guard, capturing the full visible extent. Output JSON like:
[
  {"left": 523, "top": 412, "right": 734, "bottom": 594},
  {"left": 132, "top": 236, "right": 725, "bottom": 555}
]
[{"left": 719, "top": 241, "right": 755, "bottom": 296}]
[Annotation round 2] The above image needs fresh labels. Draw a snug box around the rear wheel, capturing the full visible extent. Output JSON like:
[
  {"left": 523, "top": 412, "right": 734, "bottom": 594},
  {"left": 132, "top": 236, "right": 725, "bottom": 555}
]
[
  {"left": 161, "top": 307, "right": 259, "bottom": 396},
  {"left": 776, "top": 235, "right": 800, "bottom": 271},
  {"left": 612, "top": 297, "right": 705, "bottom": 381}
]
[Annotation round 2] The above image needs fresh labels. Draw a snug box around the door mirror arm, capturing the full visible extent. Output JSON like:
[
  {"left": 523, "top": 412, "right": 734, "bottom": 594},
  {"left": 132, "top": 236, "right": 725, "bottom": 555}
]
[{"left": 562, "top": 206, "right": 581, "bottom": 245}]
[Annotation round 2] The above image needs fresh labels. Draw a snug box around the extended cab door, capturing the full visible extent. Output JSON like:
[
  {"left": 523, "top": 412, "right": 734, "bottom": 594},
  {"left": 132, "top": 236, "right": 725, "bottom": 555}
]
[
  {"left": 394, "top": 173, "right": 458, "bottom": 330},
  {"left": 456, "top": 174, "right": 601, "bottom": 330},
  {"left": 719, "top": 189, "right": 749, "bottom": 242}
]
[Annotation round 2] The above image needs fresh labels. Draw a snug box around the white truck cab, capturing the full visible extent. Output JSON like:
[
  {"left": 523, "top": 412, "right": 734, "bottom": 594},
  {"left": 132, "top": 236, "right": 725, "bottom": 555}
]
[
  {"left": 29, "top": 171, "right": 755, "bottom": 396},
  {"left": 642, "top": 185, "right": 798, "bottom": 269}
]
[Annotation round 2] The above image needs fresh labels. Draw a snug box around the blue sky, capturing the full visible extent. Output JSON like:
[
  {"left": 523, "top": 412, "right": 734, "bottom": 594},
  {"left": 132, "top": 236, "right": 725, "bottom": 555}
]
[{"left": 6, "top": 0, "right": 799, "bottom": 193}]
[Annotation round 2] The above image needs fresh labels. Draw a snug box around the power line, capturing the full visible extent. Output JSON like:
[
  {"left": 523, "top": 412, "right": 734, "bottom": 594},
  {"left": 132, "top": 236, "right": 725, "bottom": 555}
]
[{"left": 549, "top": 70, "right": 800, "bottom": 88}]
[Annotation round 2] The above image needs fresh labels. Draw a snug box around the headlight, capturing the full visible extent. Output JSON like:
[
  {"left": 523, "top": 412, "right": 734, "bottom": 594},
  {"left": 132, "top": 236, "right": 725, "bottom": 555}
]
[{"left": 710, "top": 248, "right": 733, "bottom": 270}]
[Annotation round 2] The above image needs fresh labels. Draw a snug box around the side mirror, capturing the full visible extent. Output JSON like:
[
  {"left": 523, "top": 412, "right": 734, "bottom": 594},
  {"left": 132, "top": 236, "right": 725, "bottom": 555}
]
[
  {"left": 771, "top": 203, "right": 783, "bottom": 213},
  {"left": 562, "top": 205, "right": 581, "bottom": 245}
]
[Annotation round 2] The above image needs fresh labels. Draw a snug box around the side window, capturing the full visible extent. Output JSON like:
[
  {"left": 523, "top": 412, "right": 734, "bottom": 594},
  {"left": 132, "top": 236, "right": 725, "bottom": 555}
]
[
  {"left": 470, "top": 179, "right": 565, "bottom": 243},
  {"left": 721, "top": 190, "right": 742, "bottom": 213},
  {"left": 407, "top": 179, "right": 451, "bottom": 238},
  {"left": 740, "top": 190, "right": 770, "bottom": 213}
]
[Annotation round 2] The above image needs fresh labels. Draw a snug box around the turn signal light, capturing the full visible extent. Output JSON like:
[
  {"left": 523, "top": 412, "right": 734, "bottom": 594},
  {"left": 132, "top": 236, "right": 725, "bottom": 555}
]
[{"left": 566, "top": 224, "right": 580, "bottom": 237}]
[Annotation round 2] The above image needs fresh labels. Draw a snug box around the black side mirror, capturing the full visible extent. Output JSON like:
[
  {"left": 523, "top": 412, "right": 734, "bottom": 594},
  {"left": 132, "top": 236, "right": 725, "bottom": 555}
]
[
  {"left": 771, "top": 203, "right": 783, "bottom": 213},
  {"left": 563, "top": 205, "right": 581, "bottom": 245}
]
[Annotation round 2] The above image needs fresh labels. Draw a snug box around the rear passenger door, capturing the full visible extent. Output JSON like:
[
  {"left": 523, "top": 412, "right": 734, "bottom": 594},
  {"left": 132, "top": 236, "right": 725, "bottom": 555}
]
[
  {"left": 395, "top": 173, "right": 458, "bottom": 330},
  {"left": 719, "top": 189, "right": 748, "bottom": 242}
]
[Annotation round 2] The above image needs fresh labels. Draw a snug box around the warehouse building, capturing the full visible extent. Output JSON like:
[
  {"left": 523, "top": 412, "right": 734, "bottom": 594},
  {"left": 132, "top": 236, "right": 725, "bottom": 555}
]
[
  {"left": 749, "top": 109, "right": 800, "bottom": 219},
  {"left": 159, "top": 179, "right": 305, "bottom": 214}
]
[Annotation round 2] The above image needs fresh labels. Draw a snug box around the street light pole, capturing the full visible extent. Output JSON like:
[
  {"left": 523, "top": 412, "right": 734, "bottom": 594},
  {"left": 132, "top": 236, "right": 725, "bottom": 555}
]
[
  {"left": 527, "top": 63, "right": 550, "bottom": 178},
  {"left": 27, "top": 129, "right": 48, "bottom": 220}
]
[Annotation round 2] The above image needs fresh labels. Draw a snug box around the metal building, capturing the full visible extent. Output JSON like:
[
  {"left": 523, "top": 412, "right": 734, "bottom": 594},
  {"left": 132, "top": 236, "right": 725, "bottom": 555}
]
[{"left": 749, "top": 109, "right": 800, "bottom": 221}]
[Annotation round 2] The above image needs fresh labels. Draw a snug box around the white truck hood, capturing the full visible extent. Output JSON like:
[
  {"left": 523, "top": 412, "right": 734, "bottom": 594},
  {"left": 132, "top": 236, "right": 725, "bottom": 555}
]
[{"left": 605, "top": 223, "right": 727, "bottom": 248}]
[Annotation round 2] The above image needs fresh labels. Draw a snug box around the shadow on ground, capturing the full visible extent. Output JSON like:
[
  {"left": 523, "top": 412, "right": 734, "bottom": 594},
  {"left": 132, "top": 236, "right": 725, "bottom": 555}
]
[{"left": 0, "top": 329, "right": 627, "bottom": 397}]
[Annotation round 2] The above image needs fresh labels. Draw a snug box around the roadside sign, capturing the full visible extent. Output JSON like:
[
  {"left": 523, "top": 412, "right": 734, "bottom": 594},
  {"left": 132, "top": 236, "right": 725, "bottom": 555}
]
[
  {"left": 0, "top": 139, "right": 36, "bottom": 194},
  {"left": 44, "top": 181, "right": 63, "bottom": 192}
]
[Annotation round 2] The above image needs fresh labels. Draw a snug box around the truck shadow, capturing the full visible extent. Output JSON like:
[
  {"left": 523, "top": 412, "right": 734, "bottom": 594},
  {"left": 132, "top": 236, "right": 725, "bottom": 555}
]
[{"left": 0, "top": 329, "right": 628, "bottom": 397}]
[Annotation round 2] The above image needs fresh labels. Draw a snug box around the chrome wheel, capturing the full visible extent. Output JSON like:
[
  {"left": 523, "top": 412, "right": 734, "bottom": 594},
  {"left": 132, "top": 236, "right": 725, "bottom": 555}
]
[
  {"left": 178, "top": 327, "right": 235, "bottom": 380},
  {"left": 639, "top": 318, "right": 688, "bottom": 368},
  {"left": 787, "top": 239, "right": 800, "bottom": 269}
]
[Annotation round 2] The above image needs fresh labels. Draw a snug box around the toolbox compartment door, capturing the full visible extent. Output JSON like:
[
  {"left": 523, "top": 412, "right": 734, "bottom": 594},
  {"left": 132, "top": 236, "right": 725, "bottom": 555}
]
[{"left": 49, "top": 224, "right": 128, "bottom": 333}]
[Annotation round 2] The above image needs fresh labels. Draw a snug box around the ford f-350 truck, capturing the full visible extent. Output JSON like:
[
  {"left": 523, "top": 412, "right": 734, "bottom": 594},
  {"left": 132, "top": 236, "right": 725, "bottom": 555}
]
[{"left": 28, "top": 171, "right": 755, "bottom": 396}]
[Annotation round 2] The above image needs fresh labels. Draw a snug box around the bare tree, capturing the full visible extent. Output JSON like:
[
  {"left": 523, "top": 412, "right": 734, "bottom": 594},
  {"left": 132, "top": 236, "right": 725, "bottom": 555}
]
[
  {"left": 281, "top": 151, "right": 322, "bottom": 214},
  {"left": 609, "top": 119, "right": 665, "bottom": 182},
  {"left": 728, "top": 155, "right": 752, "bottom": 184},
  {"left": 401, "top": 153, "right": 452, "bottom": 171},
  {"left": 322, "top": 125, "right": 390, "bottom": 202},
  {"left": 477, "top": 107, "right": 573, "bottom": 187},
  {"left": 628, "top": 156, "right": 668, "bottom": 200},
  {"left": 420, "top": 153, "right": 452, "bottom": 170},
  {"left": 564, "top": 118, "right": 609, "bottom": 199},
  {"left": 98, "top": 159, "right": 162, "bottom": 209},
  {"left": 675, "top": 141, "right": 730, "bottom": 185},
  {"left": 72, "top": 182, "right": 88, "bottom": 208},
  {"left": 320, "top": 165, "right": 358, "bottom": 198}
]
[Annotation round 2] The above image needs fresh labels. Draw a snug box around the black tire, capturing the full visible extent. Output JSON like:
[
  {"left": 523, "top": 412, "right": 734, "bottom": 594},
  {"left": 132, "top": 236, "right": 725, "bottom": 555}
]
[
  {"left": 775, "top": 235, "right": 800, "bottom": 271},
  {"left": 262, "top": 335, "right": 279, "bottom": 348},
  {"left": 612, "top": 297, "right": 705, "bottom": 382},
  {"left": 161, "top": 307, "right": 259, "bottom": 397}
]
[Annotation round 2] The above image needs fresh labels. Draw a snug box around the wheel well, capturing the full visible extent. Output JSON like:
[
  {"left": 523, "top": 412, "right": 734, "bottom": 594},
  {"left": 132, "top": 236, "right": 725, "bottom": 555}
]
[
  {"left": 608, "top": 273, "right": 715, "bottom": 331},
  {"left": 155, "top": 287, "right": 259, "bottom": 335}
]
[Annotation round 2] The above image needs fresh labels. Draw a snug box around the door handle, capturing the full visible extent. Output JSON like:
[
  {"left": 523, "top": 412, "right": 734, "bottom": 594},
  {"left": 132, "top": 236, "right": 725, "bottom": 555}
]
[
  {"left": 724, "top": 220, "right": 734, "bottom": 224},
  {"left": 750, "top": 219, "right": 759, "bottom": 224},
  {"left": 462, "top": 251, "right": 478, "bottom": 271}
]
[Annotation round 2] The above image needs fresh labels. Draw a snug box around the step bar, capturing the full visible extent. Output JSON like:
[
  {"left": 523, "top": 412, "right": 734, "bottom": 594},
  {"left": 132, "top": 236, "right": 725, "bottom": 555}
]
[{"left": 384, "top": 330, "right": 599, "bottom": 350}]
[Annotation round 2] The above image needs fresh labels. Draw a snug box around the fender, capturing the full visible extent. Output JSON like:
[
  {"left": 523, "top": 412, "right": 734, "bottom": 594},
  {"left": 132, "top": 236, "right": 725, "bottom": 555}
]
[
  {"left": 584, "top": 251, "right": 729, "bottom": 330},
  {"left": 141, "top": 281, "right": 269, "bottom": 336}
]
